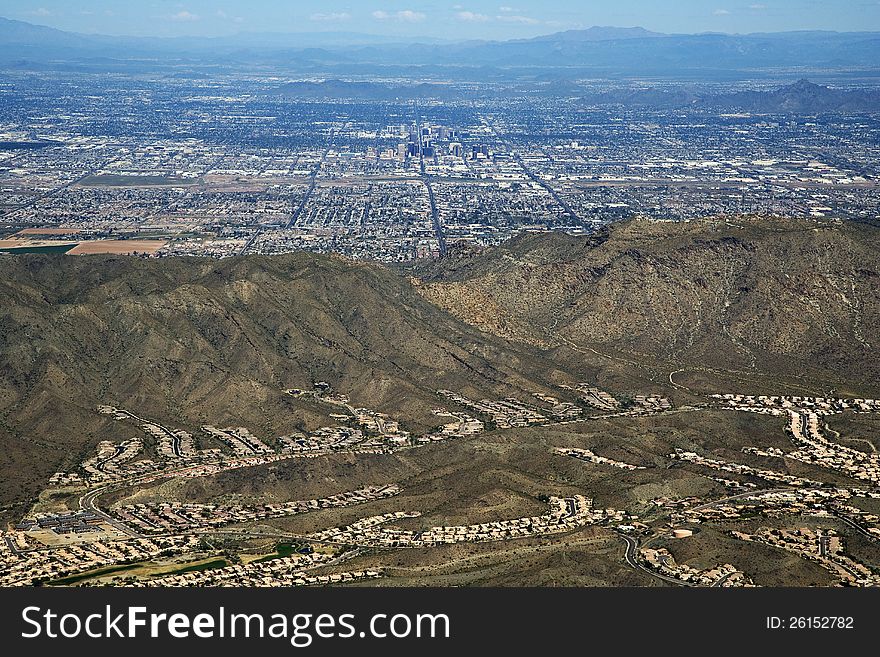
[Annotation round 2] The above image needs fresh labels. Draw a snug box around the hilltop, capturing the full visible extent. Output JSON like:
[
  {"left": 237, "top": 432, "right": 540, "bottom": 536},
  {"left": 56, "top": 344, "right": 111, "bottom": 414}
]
[{"left": 411, "top": 217, "right": 880, "bottom": 394}]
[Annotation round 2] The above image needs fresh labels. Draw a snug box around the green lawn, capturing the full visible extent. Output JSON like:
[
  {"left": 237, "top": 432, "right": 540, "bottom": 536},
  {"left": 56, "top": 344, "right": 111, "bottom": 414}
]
[
  {"left": 159, "top": 558, "right": 229, "bottom": 576},
  {"left": 48, "top": 563, "right": 136, "bottom": 586},
  {"left": 251, "top": 542, "right": 308, "bottom": 564},
  {"left": 0, "top": 244, "right": 75, "bottom": 255}
]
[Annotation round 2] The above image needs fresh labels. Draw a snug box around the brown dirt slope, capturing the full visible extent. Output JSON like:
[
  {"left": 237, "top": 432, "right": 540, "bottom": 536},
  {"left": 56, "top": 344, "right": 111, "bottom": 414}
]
[
  {"left": 0, "top": 252, "right": 563, "bottom": 509},
  {"left": 412, "top": 217, "right": 880, "bottom": 391}
]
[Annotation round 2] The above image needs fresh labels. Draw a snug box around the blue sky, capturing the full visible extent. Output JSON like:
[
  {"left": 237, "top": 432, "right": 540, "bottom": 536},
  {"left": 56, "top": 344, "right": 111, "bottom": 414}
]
[{"left": 4, "top": 1, "right": 880, "bottom": 39}]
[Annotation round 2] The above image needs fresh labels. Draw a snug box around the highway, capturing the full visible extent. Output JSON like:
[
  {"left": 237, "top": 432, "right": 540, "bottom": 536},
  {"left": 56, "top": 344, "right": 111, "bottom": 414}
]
[
  {"left": 424, "top": 177, "right": 447, "bottom": 256},
  {"left": 284, "top": 152, "right": 323, "bottom": 229},
  {"left": 512, "top": 152, "right": 586, "bottom": 228},
  {"left": 238, "top": 128, "right": 335, "bottom": 254},
  {"left": 483, "top": 115, "right": 587, "bottom": 229},
  {"left": 417, "top": 117, "right": 448, "bottom": 256}
]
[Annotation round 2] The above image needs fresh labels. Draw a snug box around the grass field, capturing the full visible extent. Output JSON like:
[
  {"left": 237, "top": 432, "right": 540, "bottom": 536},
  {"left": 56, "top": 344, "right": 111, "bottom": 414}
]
[
  {"left": 0, "top": 243, "right": 76, "bottom": 254},
  {"left": 48, "top": 563, "right": 136, "bottom": 586},
  {"left": 160, "top": 558, "right": 229, "bottom": 576},
  {"left": 249, "top": 542, "right": 310, "bottom": 564},
  {"left": 47, "top": 556, "right": 231, "bottom": 586}
]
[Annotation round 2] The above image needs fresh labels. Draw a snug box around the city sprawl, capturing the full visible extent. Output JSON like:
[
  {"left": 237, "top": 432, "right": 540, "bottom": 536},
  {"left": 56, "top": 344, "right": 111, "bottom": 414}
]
[{"left": 2, "top": 74, "right": 879, "bottom": 260}]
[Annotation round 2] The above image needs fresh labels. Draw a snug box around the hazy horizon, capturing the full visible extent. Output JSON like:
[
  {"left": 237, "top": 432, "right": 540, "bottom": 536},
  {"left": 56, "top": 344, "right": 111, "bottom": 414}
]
[{"left": 3, "top": 0, "right": 880, "bottom": 40}]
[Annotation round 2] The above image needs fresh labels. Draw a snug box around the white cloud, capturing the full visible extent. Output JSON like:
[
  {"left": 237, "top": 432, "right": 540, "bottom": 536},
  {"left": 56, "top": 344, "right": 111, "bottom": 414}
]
[
  {"left": 456, "top": 11, "right": 490, "bottom": 22},
  {"left": 397, "top": 9, "right": 427, "bottom": 22},
  {"left": 713, "top": 8, "right": 731, "bottom": 15},
  {"left": 749, "top": 4, "right": 767, "bottom": 9},
  {"left": 372, "top": 9, "right": 426, "bottom": 22},
  {"left": 28, "top": 8, "right": 52, "bottom": 17},
  {"left": 311, "top": 12, "right": 352, "bottom": 22},
  {"left": 498, "top": 5, "right": 516, "bottom": 11},
  {"left": 170, "top": 11, "right": 200, "bottom": 22},
  {"left": 216, "top": 9, "right": 228, "bottom": 19},
  {"left": 496, "top": 14, "right": 539, "bottom": 24}
]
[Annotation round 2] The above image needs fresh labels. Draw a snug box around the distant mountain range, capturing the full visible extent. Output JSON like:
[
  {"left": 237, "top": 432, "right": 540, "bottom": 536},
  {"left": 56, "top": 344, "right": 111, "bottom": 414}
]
[
  {"left": 0, "top": 17, "right": 444, "bottom": 51},
  {"left": 2, "top": 16, "right": 880, "bottom": 77},
  {"left": 720, "top": 79, "right": 880, "bottom": 113},
  {"left": 274, "top": 78, "right": 880, "bottom": 113},
  {"left": 527, "top": 26, "right": 664, "bottom": 42},
  {"left": 586, "top": 79, "right": 880, "bottom": 113}
]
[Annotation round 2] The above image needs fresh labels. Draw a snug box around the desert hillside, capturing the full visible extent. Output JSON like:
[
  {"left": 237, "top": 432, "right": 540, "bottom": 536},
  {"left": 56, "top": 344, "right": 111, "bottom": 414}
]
[{"left": 412, "top": 217, "right": 880, "bottom": 390}]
